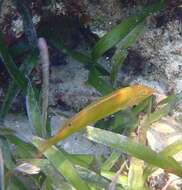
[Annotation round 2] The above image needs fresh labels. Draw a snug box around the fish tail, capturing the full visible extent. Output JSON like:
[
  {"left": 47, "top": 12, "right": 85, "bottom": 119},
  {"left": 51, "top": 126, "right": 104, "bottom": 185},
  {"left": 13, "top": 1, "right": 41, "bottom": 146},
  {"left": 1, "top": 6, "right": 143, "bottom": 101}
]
[{"left": 39, "top": 135, "right": 61, "bottom": 153}]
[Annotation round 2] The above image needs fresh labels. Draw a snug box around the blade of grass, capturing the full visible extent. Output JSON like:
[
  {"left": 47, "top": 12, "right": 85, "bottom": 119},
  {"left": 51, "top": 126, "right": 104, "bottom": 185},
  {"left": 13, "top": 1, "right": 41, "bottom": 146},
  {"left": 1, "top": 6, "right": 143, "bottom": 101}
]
[
  {"left": 0, "top": 31, "right": 28, "bottom": 91},
  {"left": 114, "top": 21, "right": 145, "bottom": 51},
  {"left": 160, "top": 140, "right": 182, "bottom": 157},
  {"left": 18, "top": 159, "right": 75, "bottom": 190},
  {"left": 0, "top": 147, "right": 5, "bottom": 190},
  {"left": 33, "top": 137, "right": 91, "bottom": 190},
  {"left": 144, "top": 139, "right": 182, "bottom": 180},
  {"left": 143, "top": 94, "right": 181, "bottom": 180},
  {"left": 92, "top": 1, "right": 166, "bottom": 60},
  {"left": 52, "top": 38, "right": 92, "bottom": 64},
  {"left": 43, "top": 177, "right": 75, "bottom": 190},
  {"left": 87, "top": 67, "right": 113, "bottom": 95},
  {"left": 60, "top": 148, "right": 94, "bottom": 168},
  {"left": 13, "top": 0, "right": 38, "bottom": 48},
  {"left": 158, "top": 93, "right": 178, "bottom": 106},
  {"left": 23, "top": 159, "right": 72, "bottom": 188},
  {"left": 86, "top": 126, "right": 182, "bottom": 177},
  {"left": 111, "top": 50, "right": 128, "bottom": 83},
  {"left": 148, "top": 104, "right": 172, "bottom": 124},
  {"left": 0, "top": 127, "right": 36, "bottom": 158},
  {"left": 8, "top": 176, "right": 29, "bottom": 190},
  {"left": 101, "top": 171, "right": 128, "bottom": 188},
  {"left": 101, "top": 151, "right": 121, "bottom": 171},
  {"left": 71, "top": 154, "right": 94, "bottom": 166},
  {"left": 51, "top": 38, "right": 110, "bottom": 76},
  {"left": 0, "top": 55, "right": 37, "bottom": 119},
  {"left": 128, "top": 98, "right": 152, "bottom": 190},
  {"left": 42, "top": 178, "right": 54, "bottom": 190},
  {"left": 27, "top": 158, "right": 123, "bottom": 190},
  {"left": 27, "top": 150, "right": 94, "bottom": 170},
  {"left": 132, "top": 97, "right": 151, "bottom": 116},
  {"left": 148, "top": 94, "right": 178, "bottom": 125},
  {"left": 76, "top": 166, "right": 123, "bottom": 190},
  {"left": 26, "top": 84, "right": 43, "bottom": 137},
  {"left": 0, "top": 138, "right": 15, "bottom": 170},
  {"left": 0, "top": 84, "right": 20, "bottom": 120},
  {"left": 128, "top": 156, "right": 145, "bottom": 190},
  {"left": 111, "top": 22, "right": 145, "bottom": 83},
  {"left": 111, "top": 110, "right": 138, "bottom": 133},
  {"left": 7, "top": 135, "right": 36, "bottom": 158}
]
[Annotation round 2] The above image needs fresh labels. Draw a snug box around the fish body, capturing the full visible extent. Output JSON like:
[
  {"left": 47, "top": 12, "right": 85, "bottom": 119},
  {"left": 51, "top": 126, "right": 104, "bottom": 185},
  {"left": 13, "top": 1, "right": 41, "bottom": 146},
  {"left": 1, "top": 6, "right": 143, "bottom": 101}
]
[{"left": 40, "top": 85, "right": 154, "bottom": 152}]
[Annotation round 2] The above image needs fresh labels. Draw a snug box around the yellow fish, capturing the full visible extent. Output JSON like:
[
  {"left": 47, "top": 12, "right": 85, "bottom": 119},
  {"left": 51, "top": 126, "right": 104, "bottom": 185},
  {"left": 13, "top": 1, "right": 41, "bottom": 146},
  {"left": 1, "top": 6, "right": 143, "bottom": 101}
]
[{"left": 40, "top": 85, "right": 154, "bottom": 152}]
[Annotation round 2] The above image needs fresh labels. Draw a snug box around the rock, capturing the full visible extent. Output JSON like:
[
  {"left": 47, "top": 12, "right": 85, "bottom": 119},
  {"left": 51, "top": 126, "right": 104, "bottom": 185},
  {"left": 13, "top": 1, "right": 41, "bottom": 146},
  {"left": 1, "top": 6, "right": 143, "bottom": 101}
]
[
  {"left": 135, "top": 19, "right": 182, "bottom": 90},
  {"left": 49, "top": 57, "right": 100, "bottom": 111}
]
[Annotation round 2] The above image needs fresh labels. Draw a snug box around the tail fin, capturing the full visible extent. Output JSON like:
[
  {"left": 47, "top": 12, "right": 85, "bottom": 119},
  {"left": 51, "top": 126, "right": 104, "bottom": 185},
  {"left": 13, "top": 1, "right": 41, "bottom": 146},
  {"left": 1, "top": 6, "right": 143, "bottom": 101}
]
[{"left": 36, "top": 135, "right": 61, "bottom": 157}]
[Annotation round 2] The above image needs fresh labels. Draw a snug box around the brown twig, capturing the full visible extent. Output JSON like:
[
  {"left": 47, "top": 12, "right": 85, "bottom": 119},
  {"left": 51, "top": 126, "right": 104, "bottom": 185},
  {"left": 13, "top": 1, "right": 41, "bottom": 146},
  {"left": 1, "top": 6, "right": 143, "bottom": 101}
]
[
  {"left": 108, "top": 161, "right": 126, "bottom": 190},
  {"left": 38, "top": 37, "right": 50, "bottom": 138}
]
